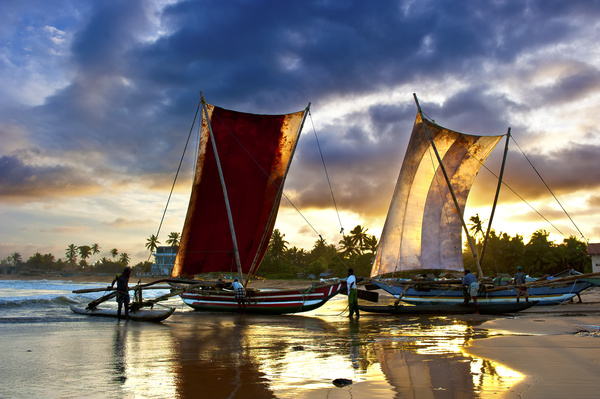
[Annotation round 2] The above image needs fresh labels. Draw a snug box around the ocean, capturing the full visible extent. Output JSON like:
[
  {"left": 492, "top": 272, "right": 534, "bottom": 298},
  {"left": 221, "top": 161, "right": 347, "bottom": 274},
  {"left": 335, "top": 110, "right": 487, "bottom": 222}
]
[{"left": 0, "top": 279, "right": 523, "bottom": 398}]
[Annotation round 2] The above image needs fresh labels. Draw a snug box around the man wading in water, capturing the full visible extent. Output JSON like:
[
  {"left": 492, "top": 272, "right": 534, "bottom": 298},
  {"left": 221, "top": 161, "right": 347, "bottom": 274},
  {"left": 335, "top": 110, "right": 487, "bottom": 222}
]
[
  {"left": 347, "top": 269, "right": 359, "bottom": 319},
  {"left": 110, "top": 267, "right": 131, "bottom": 321}
]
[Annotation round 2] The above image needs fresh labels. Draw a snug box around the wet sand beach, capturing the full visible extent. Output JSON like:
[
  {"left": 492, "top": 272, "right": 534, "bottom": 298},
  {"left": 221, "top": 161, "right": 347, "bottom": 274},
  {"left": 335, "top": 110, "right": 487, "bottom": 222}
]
[
  {"left": 465, "top": 295, "right": 600, "bottom": 399},
  {"left": 1, "top": 275, "right": 599, "bottom": 398}
]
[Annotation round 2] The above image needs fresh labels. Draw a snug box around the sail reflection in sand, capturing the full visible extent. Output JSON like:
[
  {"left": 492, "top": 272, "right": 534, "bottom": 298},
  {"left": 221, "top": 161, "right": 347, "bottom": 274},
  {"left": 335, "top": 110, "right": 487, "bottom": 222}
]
[
  {"left": 107, "top": 325, "right": 179, "bottom": 398},
  {"left": 368, "top": 318, "right": 525, "bottom": 397},
  {"left": 91, "top": 311, "right": 524, "bottom": 398},
  {"left": 163, "top": 312, "right": 524, "bottom": 398}
]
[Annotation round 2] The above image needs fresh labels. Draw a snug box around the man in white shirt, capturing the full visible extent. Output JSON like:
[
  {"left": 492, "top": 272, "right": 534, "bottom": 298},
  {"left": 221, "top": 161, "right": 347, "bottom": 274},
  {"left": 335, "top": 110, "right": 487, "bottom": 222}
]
[{"left": 347, "top": 269, "right": 359, "bottom": 318}]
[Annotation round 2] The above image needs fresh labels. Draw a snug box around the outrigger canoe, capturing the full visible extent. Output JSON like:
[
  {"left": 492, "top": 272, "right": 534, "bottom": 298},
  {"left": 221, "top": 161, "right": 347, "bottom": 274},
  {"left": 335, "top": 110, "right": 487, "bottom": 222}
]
[
  {"left": 358, "top": 301, "right": 536, "bottom": 315},
  {"left": 70, "top": 304, "right": 174, "bottom": 322}
]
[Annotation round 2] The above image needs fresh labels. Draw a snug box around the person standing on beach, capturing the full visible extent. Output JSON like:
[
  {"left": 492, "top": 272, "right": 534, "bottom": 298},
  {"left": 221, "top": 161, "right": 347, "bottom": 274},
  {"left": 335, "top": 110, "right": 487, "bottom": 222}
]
[
  {"left": 513, "top": 266, "right": 529, "bottom": 303},
  {"left": 232, "top": 278, "right": 246, "bottom": 314},
  {"left": 110, "top": 266, "right": 131, "bottom": 321},
  {"left": 567, "top": 264, "right": 583, "bottom": 303},
  {"left": 462, "top": 269, "right": 479, "bottom": 314},
  {"left": 347, "top": 269, "right": 359, "bottom": 318}
]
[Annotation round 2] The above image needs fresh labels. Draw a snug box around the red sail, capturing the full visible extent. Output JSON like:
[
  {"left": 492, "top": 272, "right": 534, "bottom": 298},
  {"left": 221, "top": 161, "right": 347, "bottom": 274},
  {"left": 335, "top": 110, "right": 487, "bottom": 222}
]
[{"left": 172, "top": 103, "right": 306, "bottom": 277}]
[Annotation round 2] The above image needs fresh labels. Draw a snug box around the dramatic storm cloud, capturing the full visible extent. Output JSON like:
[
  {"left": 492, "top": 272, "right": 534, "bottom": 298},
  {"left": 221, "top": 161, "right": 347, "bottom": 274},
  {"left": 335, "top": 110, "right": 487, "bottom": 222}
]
[{"left": 1, "top": 0, "right": 600, "bottom": 263}]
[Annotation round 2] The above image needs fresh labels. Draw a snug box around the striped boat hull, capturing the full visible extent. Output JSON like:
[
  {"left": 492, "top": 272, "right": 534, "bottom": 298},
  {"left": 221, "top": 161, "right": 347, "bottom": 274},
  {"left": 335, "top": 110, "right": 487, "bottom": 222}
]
[
  {"left": 370, "top": 280, "right": 592, "bottom": 305},
  {"left": 181, "top": 282, "right": 345, "bottom": 314}
]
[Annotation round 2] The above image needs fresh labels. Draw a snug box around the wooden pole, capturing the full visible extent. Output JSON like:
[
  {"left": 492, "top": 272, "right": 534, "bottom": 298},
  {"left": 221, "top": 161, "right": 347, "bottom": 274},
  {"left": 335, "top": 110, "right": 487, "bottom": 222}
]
[
  {"left": 480, "top": 128, "right": 511, "bottom": 265},
  {"left": 413, "top": 93, "right": 484, "bottom": 279},
  {"left": 200, "top": 93, "right": 244, "bottom": 284}
]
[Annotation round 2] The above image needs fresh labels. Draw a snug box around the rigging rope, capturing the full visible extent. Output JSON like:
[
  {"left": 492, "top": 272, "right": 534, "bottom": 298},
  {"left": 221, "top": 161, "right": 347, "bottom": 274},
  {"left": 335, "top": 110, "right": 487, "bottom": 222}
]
[
  {"left": 510, "top": 136, "right": 588, "bottom": 242},
  {"left": 308, "top": 110, "right": 345, "bottom": 236},
  {"left": 146, "top": 102, "right": 201, "bottom": 265}
]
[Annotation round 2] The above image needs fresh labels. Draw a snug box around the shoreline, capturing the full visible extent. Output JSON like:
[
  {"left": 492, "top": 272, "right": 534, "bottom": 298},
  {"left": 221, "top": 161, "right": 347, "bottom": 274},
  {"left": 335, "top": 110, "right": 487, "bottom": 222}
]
[
  {"left": 0, "top": 273, "right": 331, "bottom": 289},
  {"left": 0, "top": 273, "right": 158, "bottom": 284},
  {"left": 3, "top": 273, "right": 600, "bottom": 397},
  {"left": 464, "top": 288, "right": 600, "bottom": 398}
]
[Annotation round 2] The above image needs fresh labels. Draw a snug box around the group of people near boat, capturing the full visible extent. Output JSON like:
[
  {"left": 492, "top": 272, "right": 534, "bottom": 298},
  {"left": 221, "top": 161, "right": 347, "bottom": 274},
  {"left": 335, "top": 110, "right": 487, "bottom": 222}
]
[
  {"left": 463, "top": 266, "right": 530, "bottom": 312},
  {"left": 462, "top": 264, "right": 586, "bottom": 309},
  {"left": 106, "top": 262, "right": 584, "bottom": 321},
  {"left": 222, "top": 269, "right": 359, "bottom": 317}
]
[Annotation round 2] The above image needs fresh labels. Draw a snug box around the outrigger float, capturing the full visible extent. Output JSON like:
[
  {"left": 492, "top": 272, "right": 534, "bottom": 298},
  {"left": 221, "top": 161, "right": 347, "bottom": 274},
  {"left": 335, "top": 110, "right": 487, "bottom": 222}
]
[
  {"left": 70, "top": 279, "right": 183, "bottom": 322},
  {"left": 71, "top": 276, "right": 346, "bottom": 318},
  {"left": 359, "top": 301, "right": 536, "bottom": 316}
]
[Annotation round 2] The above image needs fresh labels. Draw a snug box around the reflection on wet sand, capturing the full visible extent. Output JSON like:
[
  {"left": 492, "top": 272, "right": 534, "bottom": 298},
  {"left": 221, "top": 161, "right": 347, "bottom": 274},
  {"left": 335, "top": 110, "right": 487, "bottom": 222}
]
[
  {"left": 169, "top": 315, "right": 276, "bottom": 398},
  {"left": 112, "top": 327, "right": 127, "bottom": 382},
  {"left": 107, "top": 309, "right": 523, "bottom": 398}
]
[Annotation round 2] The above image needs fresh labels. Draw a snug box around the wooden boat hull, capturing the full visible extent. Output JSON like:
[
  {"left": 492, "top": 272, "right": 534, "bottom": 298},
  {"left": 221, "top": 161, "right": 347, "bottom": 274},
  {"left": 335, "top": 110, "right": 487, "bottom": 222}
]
[
  {"left": 370, "top": 280, "right": 593, "bottom": 305},
  {"left": 180, "top": 282, "right": 345, "bottom": 314},
  {"left": 70, "top": 305, "right": 174, "bottom": 322},
  {"left": 359, "top": 301, "right": 536, "bottom": 315}
]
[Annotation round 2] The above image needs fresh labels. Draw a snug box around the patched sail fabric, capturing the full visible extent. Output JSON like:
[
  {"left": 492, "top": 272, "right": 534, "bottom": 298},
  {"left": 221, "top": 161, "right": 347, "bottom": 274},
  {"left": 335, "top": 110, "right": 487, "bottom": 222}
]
[
  {"left": 371, "top": 113, "right": 503, "bottom": 276},
  {"left": 172, "top": 103, "right": 306, "bottom": 277}
]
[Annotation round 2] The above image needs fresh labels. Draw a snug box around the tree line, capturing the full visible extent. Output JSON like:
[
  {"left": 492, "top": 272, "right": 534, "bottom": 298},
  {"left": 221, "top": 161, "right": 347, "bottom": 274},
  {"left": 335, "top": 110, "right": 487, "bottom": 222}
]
[
  {"left": 257, "top": 218, "right": 591, "bottom": 279},
  {"left": 2, "top": 231, "right": 182, "bottom": 276},
  {"left": 256, "top": 225, "right": 378, "bottom": 279},
  {"left": 1, "top": 217, "right": 592, "bottom": 278},
  {"left": 464, "top": 214, "right": 591, "bottom": 277}
]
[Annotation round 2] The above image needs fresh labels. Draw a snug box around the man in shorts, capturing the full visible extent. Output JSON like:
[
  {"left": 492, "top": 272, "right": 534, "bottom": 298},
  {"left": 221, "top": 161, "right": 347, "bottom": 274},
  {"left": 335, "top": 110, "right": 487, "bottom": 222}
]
[
  {"left": 513, "top": 266, "right": 529, "bottom": 303},
  {"left": 462, "top": 268, "right": 479, "bottom": 314},
  {"left": 110, "top": 266, "right": 131, "bottom": 321},
  {"left": 231, "top": 278, "right": 246, "bottom": 314}
]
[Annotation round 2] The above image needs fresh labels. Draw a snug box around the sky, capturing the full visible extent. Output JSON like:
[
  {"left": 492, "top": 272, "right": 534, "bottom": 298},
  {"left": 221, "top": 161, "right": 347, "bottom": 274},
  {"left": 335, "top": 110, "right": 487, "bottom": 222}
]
[{"left": 1, "top": 0, "right": 600, "bottom": 266}]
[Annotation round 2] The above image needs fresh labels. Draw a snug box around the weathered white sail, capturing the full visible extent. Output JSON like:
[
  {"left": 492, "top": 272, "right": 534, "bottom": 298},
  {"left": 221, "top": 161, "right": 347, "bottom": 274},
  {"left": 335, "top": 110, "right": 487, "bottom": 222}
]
[{"left": 371, "top": 113, "right": 503, "bottom": 276}]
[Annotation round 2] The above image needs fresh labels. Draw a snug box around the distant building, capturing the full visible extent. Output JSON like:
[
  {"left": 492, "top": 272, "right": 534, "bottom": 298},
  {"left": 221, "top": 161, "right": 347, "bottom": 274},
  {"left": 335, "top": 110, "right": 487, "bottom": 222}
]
[
  {"left": 588, "top": 243, "right": 600, "bottom": 274},
  {"left": 151, "top": 246, "right": 178, "bottom": 276},
  {"left": 319, "top": 269, "right": 334, "bottom": 279},
  {"left": 0, "top": 265, "right": 17, "bottom": 275}
]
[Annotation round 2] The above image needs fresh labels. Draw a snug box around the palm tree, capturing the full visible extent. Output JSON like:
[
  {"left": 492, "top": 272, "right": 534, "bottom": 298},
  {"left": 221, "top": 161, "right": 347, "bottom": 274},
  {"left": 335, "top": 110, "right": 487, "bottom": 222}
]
[
  {"left": 10, "top": 252, "right": 22, "bottom": 266},
  {"left": 91, "top": 243, "right": 101, "bottom": 265},
  {"left": 119, "top": 252, "right": 130, "bottom": 266},
  {"left": 268, "top": 229, "right": 288, "bottom": 259},
  {"left": 468, "top": 214, "right": 486, "bottom": 259},
  {"left": 65, "top": 244, "right": 78, "bottom": 267},
  {"left": 338, "top": 235, "right": 359, "bottom": 259},
  {"left": 469, "top": 214, "right": 485, "bottom": 242},
  {"left": 364, "top": 235, "right": 379, "bottom": 253},
  {"left": 349, "top": 225, "right": 369, "bottom": 254},
  {"left": 78, "top": 245, "right": 92, "bottom": 265},
  {"left": 109, "top": 248, "right": 119, "bottom": 274},
  {"left": 146, "top": 234, "right": 160, "bottom": 254},
  {"left": 166, "top": 232, "right": 180, "bottom": 247}
]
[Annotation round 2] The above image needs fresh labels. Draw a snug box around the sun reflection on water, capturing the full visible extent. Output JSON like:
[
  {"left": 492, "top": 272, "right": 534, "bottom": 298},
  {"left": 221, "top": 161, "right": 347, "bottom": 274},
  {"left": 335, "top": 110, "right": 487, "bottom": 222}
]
[{"left": 100, "top": 309, "right": 524, "bottom": 398}]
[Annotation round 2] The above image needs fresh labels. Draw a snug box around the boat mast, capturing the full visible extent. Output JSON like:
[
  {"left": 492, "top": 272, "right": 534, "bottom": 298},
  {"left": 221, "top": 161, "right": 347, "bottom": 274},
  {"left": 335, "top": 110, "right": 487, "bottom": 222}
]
[
  {"left": 413, "top": 93, "right": 485, "bottom": 278},
  {"left": 245, "top": 103, "right": 311, "bottom": 285},
  {"left": 200, "top": 93, "right": 244, "bottom": 283},
  {"left": 480, "top": 128, "right": 511, "bottom": 265}
]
